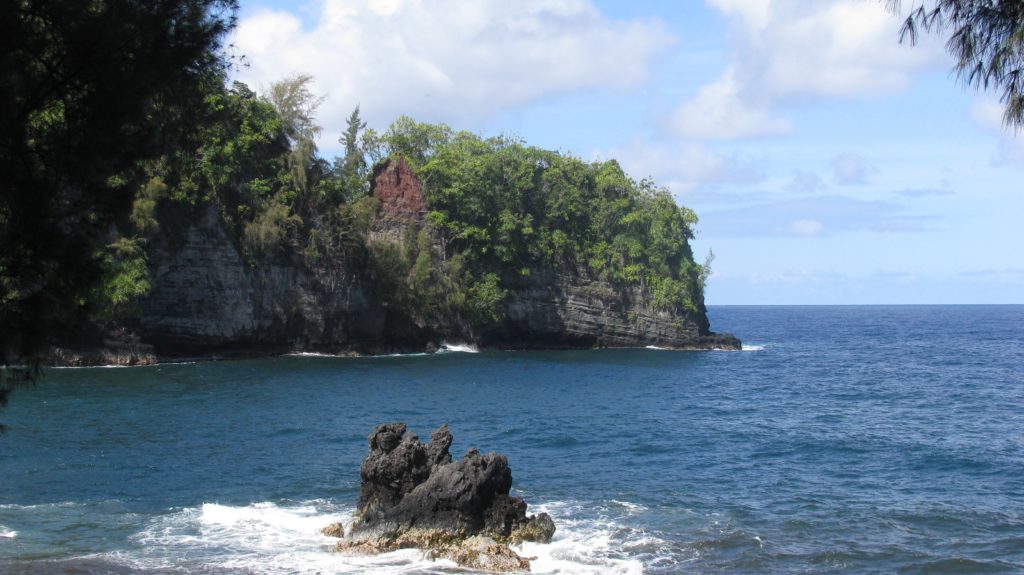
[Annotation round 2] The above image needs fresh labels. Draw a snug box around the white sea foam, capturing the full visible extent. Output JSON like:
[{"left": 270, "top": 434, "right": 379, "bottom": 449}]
[
  {"left": 51, "top": 364, "right": 134, "bottom": 369},
  {"left": 742, "top": 344, "right": 766, "bottom": 351},
  {"left": 117, "top": 499, "right": 650, "bottom": 574},
  {"left": 523, "top": 501, "right": 650, "bottom": 575},
  {"left": 439, "top": 342, "right": 479, "bottom": 353},
  {"left": 0, "top": 525, "right": 16, "bottom": 538},
  {"left": 610, "top": 499, "right": 649, "bottom": 512}
]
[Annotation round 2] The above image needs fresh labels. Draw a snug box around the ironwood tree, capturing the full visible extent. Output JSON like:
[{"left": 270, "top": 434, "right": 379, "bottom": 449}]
[
  {"left": 0, "top": 0, "right": 239, "bottom": 418},
  {"left": 888, "top": 0, "right": 1024, "bottom": 128}
]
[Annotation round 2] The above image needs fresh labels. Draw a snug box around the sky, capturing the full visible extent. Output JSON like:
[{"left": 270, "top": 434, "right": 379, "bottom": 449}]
[{"left": 230, "top": 0, "right": 1024, "bottom": 305}]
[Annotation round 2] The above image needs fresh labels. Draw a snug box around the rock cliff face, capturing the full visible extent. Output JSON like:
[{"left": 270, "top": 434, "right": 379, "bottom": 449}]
[
  {"left": 138, "top": 204, "right": 385, "bottom": 357},
  {"left": 372, "top": 156, "right": 426, "bottom": 220},
  {"left": 117, "top": 159, "right": 738, "bottom": 360},
  {"left": 494, "top": 269, "right": 736, "bottom": 350}
]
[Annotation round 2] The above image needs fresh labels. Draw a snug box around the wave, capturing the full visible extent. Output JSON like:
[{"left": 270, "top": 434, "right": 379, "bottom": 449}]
[
  {"left": 523, "top": 501, "right": 650, "bottom": 575},
  {"left": 51, "top": 364, "right": 135, "bottom": 370},
  {"left": 742, "top": 344, "right": 766, "bottom": 351},
  {"left": 439, "top": 342, "right": 479, "bottom": 353},
  {"left": 114, "top": 499, "right": 648, "bottom": 574},
  {"left": 0, "top": 525, "right": 16, "bottom": 538}
]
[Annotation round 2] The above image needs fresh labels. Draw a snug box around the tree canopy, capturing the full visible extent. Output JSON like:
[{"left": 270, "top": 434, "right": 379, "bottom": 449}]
[
  {"left": 369, "top": 118, "right": 707, "bottom": 320},
  {"left": 888, "top": 0, "right": 1024, "bottom": 128},
  {"left": 0, "top": 0, "right": 239, "bottom": 417}
]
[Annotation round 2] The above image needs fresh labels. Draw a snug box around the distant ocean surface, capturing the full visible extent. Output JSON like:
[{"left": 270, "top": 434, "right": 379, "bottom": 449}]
[{"left": 1, "top": 305, "right": 1023, "bottom": 574}]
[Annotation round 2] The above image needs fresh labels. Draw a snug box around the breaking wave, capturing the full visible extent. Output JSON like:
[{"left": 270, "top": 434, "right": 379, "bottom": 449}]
[
  {"left": 93, "top": 499, "right": 649, "bottom": 574},
  {"left": 438, "top": 342, "right": 479, "bottom": 353}
]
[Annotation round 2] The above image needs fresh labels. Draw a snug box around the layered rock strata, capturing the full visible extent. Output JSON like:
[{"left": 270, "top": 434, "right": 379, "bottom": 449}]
[{"left": 330, "top": 423, "right": 554, "bottom": 572}]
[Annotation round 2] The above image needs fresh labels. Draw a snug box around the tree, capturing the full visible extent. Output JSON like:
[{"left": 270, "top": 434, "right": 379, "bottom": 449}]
[
  {"left": 265, "top": 74, "right": 324, "bottom": 212},
  {"left": 338, "top": 106, "right": 369, "bottom": 199},
  {"left": 342, "top": 106, "right": 368, "bottom": 173},
  {"left": 0, "top": 0, "right": 239, "bottom": 426},
  {"left": 888, "top": 1, "right": 1024, "bottom": 128}
]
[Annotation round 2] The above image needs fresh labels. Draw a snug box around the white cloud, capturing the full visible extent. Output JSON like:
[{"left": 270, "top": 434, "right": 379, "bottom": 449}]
[
  {"left": 791, "top": 219, "right": 823, "bottom": 236},
  {"left": 787, "top": 169, "right": 825, "bottom": 192},
  {"left": 672, "top": 0, "right": 944, "bottom": 141},
  {"left": 831, "top": 152, "right": 873, "bottom": 185},
  {"left": 970, "top": 95, "right": 1024, "bottom": 168},
  {"left": 669, "top": 68, "right": 789, "bottom": 140},
  {"left": 232, "top": 0, "right": 673, "bottom": 149},
  {"left": 605, "top": 140, "right": 764, "bottom": 197}
]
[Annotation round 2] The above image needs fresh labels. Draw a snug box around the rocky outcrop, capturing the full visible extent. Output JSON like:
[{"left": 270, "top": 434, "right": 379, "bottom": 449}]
[
  {"left": 496, "top": 269, "right": 739, "bottom": 350},
  {"left": 47, "top": 325, "right": 157, "bottom": 367},
  {"left": 372, "top": 156, "right": 426, "bottom": 220},
  {"left": 335, "top": 423, "right": 554, "bottom": 572}
]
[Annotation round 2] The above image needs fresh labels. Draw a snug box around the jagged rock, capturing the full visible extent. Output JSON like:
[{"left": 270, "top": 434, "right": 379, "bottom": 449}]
[
  {"left": 356, "top": 423, "right": 450, "bottom": 519},
  {"left": 321, "top": 522, "right": 344, "bottom": 538},
  {"left": 510, "top": 512, "right": 556, "bottom": 544},
  {"left": 372, "top": 156, "right": 427, "bottom": 220},
  {"left": 428, "top": 535, "right": 533, "bottom": 572},
  {"left": 46, "top": 325, "right": 157, "bottom": 367},
  {"left": 336, "top": 423, "right": 554, "bottom": 572}
]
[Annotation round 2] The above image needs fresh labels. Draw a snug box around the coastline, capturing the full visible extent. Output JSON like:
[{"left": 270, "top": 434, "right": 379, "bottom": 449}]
[{"left": 43, "top": 332, "right": 741, "bottom": 368}]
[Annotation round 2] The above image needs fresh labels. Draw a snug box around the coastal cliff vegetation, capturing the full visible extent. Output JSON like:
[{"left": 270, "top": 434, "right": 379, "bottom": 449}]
[
  {"left": 91, "top": 74, "right": 712, "bottom": 335},
  {"left": 2, "top": 0, "right": 725, "bottom": 389}
]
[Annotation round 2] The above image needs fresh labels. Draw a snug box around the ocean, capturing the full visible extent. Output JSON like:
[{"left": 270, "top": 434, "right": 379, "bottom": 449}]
[{"left": 1, "top": 305, "right": 1022, "bottom": 574}]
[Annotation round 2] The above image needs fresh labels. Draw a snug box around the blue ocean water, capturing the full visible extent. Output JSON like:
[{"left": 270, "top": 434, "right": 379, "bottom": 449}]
[{"left": 1, "top": 305, "right": 1022, "bottom": 574}]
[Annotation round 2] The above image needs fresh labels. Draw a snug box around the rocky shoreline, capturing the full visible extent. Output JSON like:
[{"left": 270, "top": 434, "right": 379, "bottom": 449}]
[
  {"left": 325, "top": 423, "right": 555, "bottom": 572},
  {"left": 43, "top": 335, "right": 741, "bottom": 367}
]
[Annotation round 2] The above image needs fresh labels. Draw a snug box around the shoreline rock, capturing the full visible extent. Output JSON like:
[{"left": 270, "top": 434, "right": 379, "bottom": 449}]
[
  {"left": 333, "top": 423, "right": 554, "bottom": 572},
  {"left": 42, "top": 334, "right": 740, "bottom": 367}
]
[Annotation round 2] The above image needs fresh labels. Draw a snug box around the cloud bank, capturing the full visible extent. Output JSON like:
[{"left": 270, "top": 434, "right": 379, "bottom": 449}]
[
  {"left": 671, "top": 0, "right": 942, "bottom": 140},
  {"left": 232, "top": 0, "right": 673, "bottom": 144}
]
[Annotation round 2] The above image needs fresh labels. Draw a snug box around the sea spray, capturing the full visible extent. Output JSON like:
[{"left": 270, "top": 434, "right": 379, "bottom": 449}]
[
  {"left": 439, "top": 342, "right": 479, "bottom": 353},
  {"left": 121, "top": 500, "right": 649, "bottom": 574}
]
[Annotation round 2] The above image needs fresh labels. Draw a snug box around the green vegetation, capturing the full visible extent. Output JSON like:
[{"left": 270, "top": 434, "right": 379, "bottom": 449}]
[
  {"left": 887, "top": 1, "right": 1024, "bottom": 128},
  {"left": 1, "top": 0, "right": 240, "bottom": 424},
  {"left": 1, "top": 1, "right": 707, "bottom": 385},
  {"left": 381, "top": 118, "right": 708, "bottom": 315},
  {"left": 75, "top": 86, "right": 711, "bottom": 334}
]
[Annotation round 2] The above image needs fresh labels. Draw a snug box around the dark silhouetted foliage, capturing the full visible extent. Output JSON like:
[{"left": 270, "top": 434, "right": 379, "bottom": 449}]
[
  {"left": 0, "top": 0, "right": 239, "bottom": 422},
  {"left": 888, "top": 0, "right": 1024, "bottom": 128}
]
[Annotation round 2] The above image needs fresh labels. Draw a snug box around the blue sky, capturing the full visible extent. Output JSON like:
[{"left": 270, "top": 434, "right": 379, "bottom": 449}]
[{"left": 232, "top": 0, "right": 1023, "bottom": 304}]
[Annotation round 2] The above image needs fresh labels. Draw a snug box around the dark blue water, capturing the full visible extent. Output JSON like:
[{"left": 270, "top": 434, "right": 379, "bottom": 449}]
[{"left": 1, "top": 306, "right": 1022, "bottom": 574}]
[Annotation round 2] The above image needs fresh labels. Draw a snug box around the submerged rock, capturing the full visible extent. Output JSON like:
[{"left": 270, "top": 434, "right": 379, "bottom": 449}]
[{"left": 334, "top": 423, "right": 555, "bottom": 572}]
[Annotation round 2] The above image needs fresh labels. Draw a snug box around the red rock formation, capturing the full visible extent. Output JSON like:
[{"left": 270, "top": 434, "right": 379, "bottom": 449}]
[{"left": 372, "top": 156, "right": 426, "bottom": 219}]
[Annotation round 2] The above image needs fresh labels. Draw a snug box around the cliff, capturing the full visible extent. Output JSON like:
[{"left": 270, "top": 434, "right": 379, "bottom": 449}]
[
  {"left": 138, "top": 203, "right": 386, "bottom": 357},
  {"left": 59, "top": 156, "right": 737, "bottom": 363}
]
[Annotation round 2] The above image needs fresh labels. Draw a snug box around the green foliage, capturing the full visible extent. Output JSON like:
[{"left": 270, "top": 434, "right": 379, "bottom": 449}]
[
  {"left": 366, "top": 225, "right": 465, "bottom": 324},
  {"left": 93, "top": 238, "right": 151, "bottom": 321},
  {"left": 337, "top": 106, "right": 371, "bottom": 201},
  {"left": 244, "top": 200, "right": 303, "bottom": 257},
  {"left": 0, "top": 0, "right": 239, "bottom": 375},
  {"left": 465, "top": 273, "right": 507, "bottom": 324},
  {"left": 369, "top": 119, "right": 703, "bottom": 314},
  {"left": 887, "top": 1, "right": 1024, "bottom": 128},
  {"left": 369, "top": 116, "right": 454, "bottom": 170}
]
